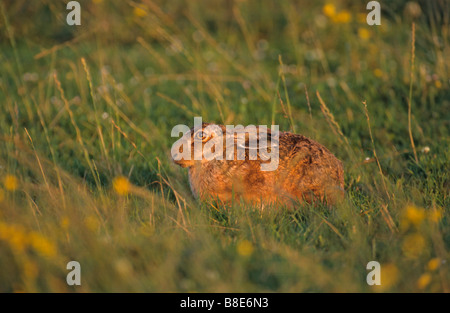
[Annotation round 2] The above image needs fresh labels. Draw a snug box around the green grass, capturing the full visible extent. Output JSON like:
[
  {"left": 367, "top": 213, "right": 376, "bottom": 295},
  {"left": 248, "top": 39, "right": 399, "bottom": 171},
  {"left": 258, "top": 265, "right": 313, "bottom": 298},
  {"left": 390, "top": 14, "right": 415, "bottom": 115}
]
[{"left": 0, "top": 0, "right": 448, "bottom": 292}]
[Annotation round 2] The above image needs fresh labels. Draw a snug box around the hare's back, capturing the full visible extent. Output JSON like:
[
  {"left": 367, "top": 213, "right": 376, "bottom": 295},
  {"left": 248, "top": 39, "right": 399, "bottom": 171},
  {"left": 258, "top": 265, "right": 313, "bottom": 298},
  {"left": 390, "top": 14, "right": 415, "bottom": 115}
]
[{"left": 278, "top": 132, "right": 344, "bottom": 195}]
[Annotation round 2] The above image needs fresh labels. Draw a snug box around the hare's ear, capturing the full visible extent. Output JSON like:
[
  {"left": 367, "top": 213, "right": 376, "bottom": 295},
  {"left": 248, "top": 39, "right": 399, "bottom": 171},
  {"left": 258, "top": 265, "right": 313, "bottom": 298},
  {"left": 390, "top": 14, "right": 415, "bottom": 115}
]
[
  {"left": 256, "top": 127, "right": 278, "bottom": 150},
  {"left": 202, "top": 124, "right": 223, "bottom": 140},
  {"left": 233, "top": 126, "right": 278, "bottom": 150}
]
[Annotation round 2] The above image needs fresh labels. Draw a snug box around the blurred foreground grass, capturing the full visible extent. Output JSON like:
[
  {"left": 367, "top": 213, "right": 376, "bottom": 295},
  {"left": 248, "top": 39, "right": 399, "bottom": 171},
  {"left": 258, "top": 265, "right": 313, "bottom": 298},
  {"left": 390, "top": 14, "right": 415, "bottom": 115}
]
[{"left": 0, "top": 0, "right": 449, "bottom": 292}]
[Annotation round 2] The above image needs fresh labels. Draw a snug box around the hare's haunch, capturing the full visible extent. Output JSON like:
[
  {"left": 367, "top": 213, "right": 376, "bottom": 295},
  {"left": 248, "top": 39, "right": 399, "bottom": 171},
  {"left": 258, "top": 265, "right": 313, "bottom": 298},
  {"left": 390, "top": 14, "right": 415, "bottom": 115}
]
[{"left": 172, "top": 123, "right": 344, "bottom": 206}]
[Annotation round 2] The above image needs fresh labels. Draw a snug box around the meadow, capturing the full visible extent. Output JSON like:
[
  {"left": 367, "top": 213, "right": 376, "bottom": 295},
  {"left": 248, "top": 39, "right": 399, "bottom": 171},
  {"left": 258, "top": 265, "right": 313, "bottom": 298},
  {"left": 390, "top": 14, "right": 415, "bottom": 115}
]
[{"left": 0, "top": 0, "right": 448, "bottom": 292}]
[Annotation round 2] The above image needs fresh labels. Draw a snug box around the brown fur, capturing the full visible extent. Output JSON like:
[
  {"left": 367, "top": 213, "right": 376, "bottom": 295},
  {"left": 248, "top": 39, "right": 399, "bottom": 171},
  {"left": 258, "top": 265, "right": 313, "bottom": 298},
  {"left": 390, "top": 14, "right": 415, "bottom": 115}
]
[{"left": 172, "top": 123, "right": 344, "bottom": 207}]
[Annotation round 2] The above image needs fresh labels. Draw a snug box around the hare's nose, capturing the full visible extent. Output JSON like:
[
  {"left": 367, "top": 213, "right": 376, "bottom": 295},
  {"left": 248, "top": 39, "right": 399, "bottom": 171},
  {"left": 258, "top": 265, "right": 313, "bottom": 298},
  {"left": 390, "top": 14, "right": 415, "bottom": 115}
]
[
  {"left": 172, "top": 151, "right": 185, "bottom": 161},
  {"left": 172, "top": 147, "right": 183, "bottom": 159}
]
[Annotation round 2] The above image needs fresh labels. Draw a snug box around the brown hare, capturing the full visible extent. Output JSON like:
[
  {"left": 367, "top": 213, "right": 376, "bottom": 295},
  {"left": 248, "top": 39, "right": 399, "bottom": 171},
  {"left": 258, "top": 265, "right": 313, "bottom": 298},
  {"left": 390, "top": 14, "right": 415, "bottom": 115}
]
[{"left": 172, "top": 123, "right": 344, "bottom": 207}]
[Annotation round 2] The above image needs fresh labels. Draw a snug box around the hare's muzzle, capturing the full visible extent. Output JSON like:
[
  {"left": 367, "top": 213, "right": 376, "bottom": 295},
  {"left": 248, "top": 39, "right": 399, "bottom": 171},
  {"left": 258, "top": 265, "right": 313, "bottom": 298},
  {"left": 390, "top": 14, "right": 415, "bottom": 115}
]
[
  {"left": 171, "top": 140, "right": 195, "bottom": 168},
  {"left": 173, "top": 157, "right": 192, "bottom": 168}
]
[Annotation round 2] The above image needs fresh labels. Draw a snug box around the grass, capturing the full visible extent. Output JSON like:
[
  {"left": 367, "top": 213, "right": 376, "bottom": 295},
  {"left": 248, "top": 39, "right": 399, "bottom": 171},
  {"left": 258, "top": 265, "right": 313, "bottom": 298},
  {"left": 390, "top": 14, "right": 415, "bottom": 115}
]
[{"left": 0, "top": 0, "right": 449, "bottom": 292}]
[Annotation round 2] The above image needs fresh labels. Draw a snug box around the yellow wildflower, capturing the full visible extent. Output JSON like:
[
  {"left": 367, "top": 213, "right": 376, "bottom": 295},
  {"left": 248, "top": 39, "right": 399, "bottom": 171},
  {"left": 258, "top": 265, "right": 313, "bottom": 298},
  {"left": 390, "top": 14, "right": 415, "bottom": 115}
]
[
  {"left": 133, "top": 6, "right": 148, "bottom": 18},
  {"left": 237, "top": 240, "right": 254, "bottom": 257},
  {"left": 0, "top": 222, "right": 56, "bottom": 257},
  {"left": 403, "top": 205, "right": 426, "bottom": 228},
  {"left": 28, "top": 231, "right": 57, "bottom": 258},
  {"left": 434, "top": 80, "right": 442, "bottom": 89},
  {"left": 9, "top": 228, "right": 27, "bottom": 252},
  {"left": 417, "top": 273, "right": 431, "bottom": 289},
  {"left": 427, "top": 258, "right": 440, "bottom": 271},
  {"left": 332, "top": 10, "right": 352, "bottom": 24},
  {"left": 322, "top": 4, "right": 336, "bottom": 18},
  {"left": 113, "top": 176, "right": 131, "bottom": 196},
  {"left": 374, "top": 68, "right": 383, "bottom": 78},
  {"left": 358, "top": 28, "right": 371, "bottom": 40},
  {"left": 3, "top": 175, "right": 18, "bottom": 191}
]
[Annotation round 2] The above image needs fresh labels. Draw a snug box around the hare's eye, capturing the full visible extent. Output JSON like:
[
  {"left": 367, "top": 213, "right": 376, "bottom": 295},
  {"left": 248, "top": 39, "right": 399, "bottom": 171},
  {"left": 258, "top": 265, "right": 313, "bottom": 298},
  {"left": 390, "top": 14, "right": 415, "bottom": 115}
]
[{"left": 194, "top": 130, "right": 210, "bottom": 142}]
